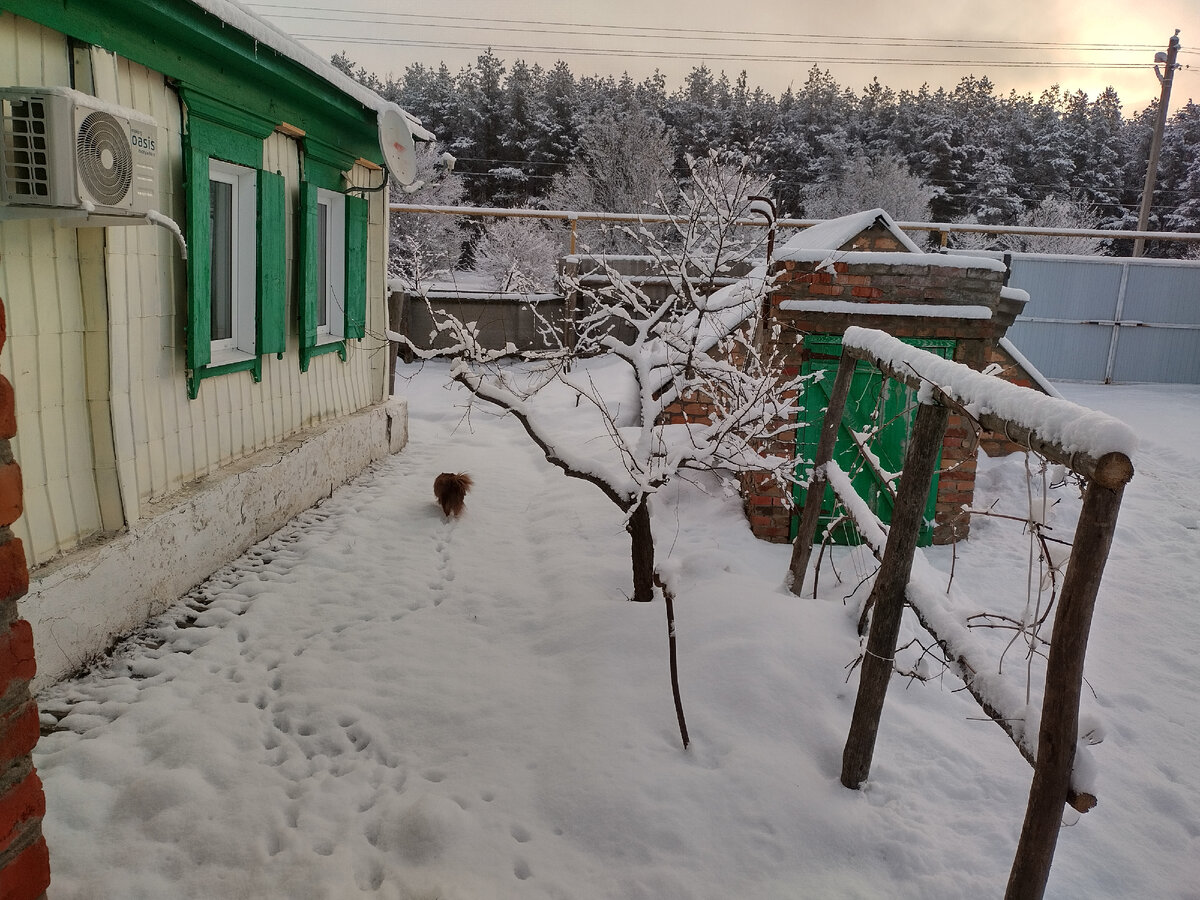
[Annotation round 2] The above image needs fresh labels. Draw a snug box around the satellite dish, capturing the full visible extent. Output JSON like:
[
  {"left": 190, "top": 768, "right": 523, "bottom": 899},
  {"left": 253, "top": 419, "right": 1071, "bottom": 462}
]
[{"left": 378, "top": 105, "right": 417, "bottom": 186}]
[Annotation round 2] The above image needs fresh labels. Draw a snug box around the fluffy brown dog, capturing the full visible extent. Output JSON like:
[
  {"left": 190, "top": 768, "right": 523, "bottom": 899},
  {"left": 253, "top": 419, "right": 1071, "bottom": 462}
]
[{"left": 433, "top": 472, "right": 473, "bottom": 517}]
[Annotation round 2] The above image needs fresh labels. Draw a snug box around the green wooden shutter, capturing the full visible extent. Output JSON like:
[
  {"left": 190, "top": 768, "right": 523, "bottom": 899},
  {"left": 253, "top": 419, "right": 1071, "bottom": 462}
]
[
  {"left": 344, "top": 194, "right": 369, "bottom": 340},
  {"left": 256, "top": 169, "right": 287, "bottom": 356},
  {"left": 184, "top": 145, "right": 212, "bottom": 374},
  {"left": 297, "top": 182, "right": 319, "bottom": 371}
]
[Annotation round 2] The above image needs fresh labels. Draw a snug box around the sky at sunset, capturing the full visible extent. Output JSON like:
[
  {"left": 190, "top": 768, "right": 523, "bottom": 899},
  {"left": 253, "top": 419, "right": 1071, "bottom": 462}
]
[{"left": 246, "top": 0, "right": 1198, "bottom": 115}]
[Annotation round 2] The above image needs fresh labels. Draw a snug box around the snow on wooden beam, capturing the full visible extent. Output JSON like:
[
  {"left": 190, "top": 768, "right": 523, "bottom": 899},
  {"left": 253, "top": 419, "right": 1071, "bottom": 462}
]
[{"left": 841, "top": 327, "right": 1135, "bottom": 489}]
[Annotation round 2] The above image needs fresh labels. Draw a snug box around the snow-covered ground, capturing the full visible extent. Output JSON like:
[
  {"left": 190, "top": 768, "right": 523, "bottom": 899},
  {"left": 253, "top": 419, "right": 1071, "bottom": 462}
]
[{"left": 33, "top": 363, "right": 1200, "bottom": 899}]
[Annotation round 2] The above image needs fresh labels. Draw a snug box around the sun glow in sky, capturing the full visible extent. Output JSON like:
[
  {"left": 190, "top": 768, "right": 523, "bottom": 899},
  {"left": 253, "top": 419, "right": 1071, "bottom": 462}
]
[{"left": 248, "top": 0, "right": 1198, "bottom": 115}]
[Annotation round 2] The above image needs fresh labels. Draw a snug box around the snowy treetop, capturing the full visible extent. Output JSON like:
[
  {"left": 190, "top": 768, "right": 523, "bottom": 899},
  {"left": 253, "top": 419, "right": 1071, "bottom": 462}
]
[
  {"left": 187, "top": 0, "right": 431, "bottom": 138},
  {"left": 843, "top": 327, "right": 1137, "bottom": 459}
]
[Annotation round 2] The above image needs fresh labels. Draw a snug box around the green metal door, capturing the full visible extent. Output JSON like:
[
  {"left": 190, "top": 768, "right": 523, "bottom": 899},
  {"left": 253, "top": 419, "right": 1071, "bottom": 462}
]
[{"left": 792, "top": 334, "right": 956, "bottom": 548}]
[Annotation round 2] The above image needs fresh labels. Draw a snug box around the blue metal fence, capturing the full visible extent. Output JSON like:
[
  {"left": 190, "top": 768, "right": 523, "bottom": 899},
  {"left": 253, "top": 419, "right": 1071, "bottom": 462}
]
[{"left": 1002, "top": 255, "right": 1200, "bottom": 384}]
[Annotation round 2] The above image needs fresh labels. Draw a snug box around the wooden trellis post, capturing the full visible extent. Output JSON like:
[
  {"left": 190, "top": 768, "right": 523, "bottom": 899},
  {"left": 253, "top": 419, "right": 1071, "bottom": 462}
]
[
  {"left": 787, "top": 349, "right": 856, "bottom": 595},
  {"left": 840, "top": 397, "right": 949, "bottom": 789},
  {"left": 1005, "top": 477, "right": 1127, "bottom": 899}
]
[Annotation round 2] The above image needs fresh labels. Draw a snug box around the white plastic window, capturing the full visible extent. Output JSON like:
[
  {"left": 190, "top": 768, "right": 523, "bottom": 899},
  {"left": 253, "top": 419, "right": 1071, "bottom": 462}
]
[
  {"left": 208, "top": 159, "right": 257, "bottom": 361},
  {"left": 316, "top": 187, "right": 346, "bottom": 342}
]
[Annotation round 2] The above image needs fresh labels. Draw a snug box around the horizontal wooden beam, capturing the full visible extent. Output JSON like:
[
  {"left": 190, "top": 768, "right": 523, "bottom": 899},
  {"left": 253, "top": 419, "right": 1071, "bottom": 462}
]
[{"left": 841, "top": 342, "right": 1134, "bottom": 489}]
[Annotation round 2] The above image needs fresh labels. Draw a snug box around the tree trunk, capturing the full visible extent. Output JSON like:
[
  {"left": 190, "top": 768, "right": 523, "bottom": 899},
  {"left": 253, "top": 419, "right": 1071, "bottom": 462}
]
[{"left": 628, "top": 497, "right": 655, "bottom": 602}]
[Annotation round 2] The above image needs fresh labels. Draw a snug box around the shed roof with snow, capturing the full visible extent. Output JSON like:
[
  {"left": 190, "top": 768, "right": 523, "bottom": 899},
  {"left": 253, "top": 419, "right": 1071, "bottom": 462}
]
[{"left": 777, "top": 208, "right": 1007, "bottom": 274}]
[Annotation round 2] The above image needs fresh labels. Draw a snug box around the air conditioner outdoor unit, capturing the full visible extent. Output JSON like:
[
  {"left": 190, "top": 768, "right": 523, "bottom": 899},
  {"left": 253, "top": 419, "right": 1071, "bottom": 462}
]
[{"left": 0, "top": 86, "right": 157, "bottom": 221}]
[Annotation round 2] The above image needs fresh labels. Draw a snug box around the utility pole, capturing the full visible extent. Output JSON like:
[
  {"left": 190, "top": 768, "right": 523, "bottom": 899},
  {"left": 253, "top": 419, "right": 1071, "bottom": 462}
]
[{"left": 1133, "top": 30, "right": 1181, "bottom": 258}]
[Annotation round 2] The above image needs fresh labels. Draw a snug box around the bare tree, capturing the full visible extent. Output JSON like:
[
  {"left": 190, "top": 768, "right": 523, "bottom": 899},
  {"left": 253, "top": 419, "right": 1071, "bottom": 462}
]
[
  {"left": 951, "top": 195, "right": 1105, "bottom": 256},
  {"left": 389, "top": 143, "right": 467, "bottom": 290},
  {"left": 470, "top": 218, "right": 561, "bottom": 293},
  {"left": 680, "top": 150, "right": 774, "bottom": 257},
  {"left": 542, "top": 107, "right": 678, "bottom": 252},
  {"left": 411, "top": 157, "right": 814, "bottom": 748},
  {"left": 803, "top": 154, "right": 937, "bottom": 222},
  {"left": 457, "top": 161, "right": 805, "bottom": 600},
  {"left": 1008, "top": 195, "right": 1105, "bottom": 255}
]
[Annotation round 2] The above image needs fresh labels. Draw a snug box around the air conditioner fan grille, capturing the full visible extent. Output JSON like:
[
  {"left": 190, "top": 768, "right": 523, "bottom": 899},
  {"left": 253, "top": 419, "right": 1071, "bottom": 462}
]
[{"left": 76, "top": 111, "right": 132, "bottom": 206}]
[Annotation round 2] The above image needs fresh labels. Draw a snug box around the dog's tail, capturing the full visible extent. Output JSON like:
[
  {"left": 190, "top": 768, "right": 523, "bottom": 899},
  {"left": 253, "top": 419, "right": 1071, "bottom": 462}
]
[{"left": 434, "top": 472, "right": 473, "bottom": 517}]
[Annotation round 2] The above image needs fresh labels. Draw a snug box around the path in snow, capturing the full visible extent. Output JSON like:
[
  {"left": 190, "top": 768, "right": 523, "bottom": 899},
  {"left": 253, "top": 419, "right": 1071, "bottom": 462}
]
[{"left": 33, "top": 369, "right": 695, "bottom": 899}]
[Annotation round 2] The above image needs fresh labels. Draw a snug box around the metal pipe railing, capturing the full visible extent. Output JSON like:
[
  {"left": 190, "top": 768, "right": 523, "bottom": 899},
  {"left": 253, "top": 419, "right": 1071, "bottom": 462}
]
[{"left": 390, "top": 202, "right": 1200, "bottom": 255}]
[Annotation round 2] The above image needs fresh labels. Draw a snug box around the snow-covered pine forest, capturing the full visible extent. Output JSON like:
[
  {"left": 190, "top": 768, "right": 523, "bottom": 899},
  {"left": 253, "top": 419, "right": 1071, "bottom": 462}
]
[{"left": 334, "top": 50, "right": 1200, "bottom": 256}]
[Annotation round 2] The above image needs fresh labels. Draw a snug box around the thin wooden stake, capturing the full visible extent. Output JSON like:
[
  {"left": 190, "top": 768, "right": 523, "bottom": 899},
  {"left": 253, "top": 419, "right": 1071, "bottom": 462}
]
[
  {"left": 840, "top": 399, "right": 949, "bottom": 789},
  {"left": 655, "top": 573, "right": 689, "bottom": 750},
  {"left": 1005, "top": 480, "right": 1126, "bottom": 900},
  {"left": 787, "top": 350, "right": 856, "bottom": 595}
]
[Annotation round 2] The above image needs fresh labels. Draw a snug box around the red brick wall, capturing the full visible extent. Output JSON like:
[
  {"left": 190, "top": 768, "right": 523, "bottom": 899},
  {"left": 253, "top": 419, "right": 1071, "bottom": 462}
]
[
  {"left": 739, "top": 470, "right": 793, "bottom": 543},
  {"left": 0, "top": 299, "right": 51, "bottom": 900},
  {"left": 977, "top": 341, "right": 1044, "bottom": 458},
  {"left": 932, "top": 412, "right": 978, "bottom": 544}
]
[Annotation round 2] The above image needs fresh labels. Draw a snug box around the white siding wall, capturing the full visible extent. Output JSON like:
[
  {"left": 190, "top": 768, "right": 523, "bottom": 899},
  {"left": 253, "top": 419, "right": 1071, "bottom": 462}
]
[
  {"left": 0, "top": 13, "right": 390, "bottom": 567},
  {"left": 0, "top": 15, "right": 106, "bottom": 566}
]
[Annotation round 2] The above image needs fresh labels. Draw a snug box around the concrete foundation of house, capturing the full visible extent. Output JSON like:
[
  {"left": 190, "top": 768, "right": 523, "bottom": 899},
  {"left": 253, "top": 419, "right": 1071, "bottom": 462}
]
[{"left": 20, "top": 398, "right": 408, "bottom": 693}]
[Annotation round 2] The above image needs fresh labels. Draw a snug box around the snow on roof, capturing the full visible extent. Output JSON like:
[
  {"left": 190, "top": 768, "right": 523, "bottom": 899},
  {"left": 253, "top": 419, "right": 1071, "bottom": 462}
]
[
  {"left": 779, "top": 300, "right": 994, "bottom": 319},
  {"left": 779, "top": 209, "right": 924, "bottom": 255},
  {"left": 186, "top": 0, "right": 434, "bottom": 140},
  {"left": 998, "top": 336, "right": 1061, "bottom": 399},
  {"left": 999, "top": 286, "right": 1030, "bottom": 304},
  {"left": 781, "top": 249, "right": 1007, "bottom": 273}
]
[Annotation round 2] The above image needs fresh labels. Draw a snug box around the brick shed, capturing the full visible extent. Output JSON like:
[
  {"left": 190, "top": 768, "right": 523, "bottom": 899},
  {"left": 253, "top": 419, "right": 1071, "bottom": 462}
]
[{"left": 736, "top": 209, "right": 1036, "bottom": 546}]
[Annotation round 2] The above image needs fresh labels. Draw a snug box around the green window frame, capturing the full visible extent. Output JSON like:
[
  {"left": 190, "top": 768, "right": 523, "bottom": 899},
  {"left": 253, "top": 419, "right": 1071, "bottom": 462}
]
[
  {"left": 298, "top": 161, "right": 368, "bottom": 373},
  {"left": 183, "top": 114, "right": 286, "bottom": 399}
]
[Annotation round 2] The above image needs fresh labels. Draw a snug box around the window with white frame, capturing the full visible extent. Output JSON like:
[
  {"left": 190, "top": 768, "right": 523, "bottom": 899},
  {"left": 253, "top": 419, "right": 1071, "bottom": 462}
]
[
  {"left": 298, "top": 177, "right": 366, "bottom": 372},
  {"left": 316, "top": 187, "right": 346, "bottom": 342},
  {"left": 208, "top": 159, "right": 258, "bottom": 361}
]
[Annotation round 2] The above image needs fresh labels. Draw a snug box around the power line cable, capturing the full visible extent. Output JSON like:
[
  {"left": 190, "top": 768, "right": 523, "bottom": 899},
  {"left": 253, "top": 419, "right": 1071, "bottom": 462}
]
[
  {"left": 290, "top": 32, "right": 1155, "bottom": 70},
  {"left": 246, "top": 4, "right": 1163, "bottom": 53}
]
